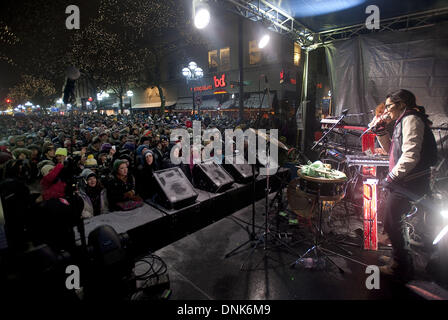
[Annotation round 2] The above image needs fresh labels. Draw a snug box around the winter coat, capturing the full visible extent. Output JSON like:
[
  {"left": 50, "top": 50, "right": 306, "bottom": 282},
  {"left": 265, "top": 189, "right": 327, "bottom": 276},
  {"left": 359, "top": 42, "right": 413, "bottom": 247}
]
[
  {"left": 40, "top": 163, "right": 67, "bottom": 201},
  {"left": 78, "top": 187, "right": 109, "bottom": 219}
]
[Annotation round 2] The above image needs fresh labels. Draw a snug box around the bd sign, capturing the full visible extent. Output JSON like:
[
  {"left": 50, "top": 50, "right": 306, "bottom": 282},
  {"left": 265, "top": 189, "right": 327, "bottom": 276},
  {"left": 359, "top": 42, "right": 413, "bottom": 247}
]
[{"left": 214, "top": 74, "right": 227, "bottom": 88}]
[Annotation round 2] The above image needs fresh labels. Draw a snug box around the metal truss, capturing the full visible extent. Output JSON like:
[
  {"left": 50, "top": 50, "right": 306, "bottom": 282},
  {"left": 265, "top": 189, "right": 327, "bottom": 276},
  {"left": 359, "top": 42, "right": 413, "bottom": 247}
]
[
  {"left": 316, "top": 7, "right": 448, "bottom": 46},
  {"left": 218, "top": 1, "right": 448, "bottom": 49},
  {"left": 218, "top": 0, "right": 315, "bottom": 47}
]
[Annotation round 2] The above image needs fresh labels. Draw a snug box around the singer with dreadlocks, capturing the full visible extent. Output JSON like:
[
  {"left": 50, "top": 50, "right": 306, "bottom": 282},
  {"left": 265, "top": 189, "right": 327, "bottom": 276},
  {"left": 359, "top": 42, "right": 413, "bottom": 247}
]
[{"left": 370, "top": 89, "right": 438, "bottom": 282}]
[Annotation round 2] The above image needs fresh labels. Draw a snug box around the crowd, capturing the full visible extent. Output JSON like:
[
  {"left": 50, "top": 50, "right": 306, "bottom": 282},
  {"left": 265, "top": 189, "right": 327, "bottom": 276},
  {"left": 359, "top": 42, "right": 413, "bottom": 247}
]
[{"left": 0, "top": 112, "right": 288, "bottom": 219}]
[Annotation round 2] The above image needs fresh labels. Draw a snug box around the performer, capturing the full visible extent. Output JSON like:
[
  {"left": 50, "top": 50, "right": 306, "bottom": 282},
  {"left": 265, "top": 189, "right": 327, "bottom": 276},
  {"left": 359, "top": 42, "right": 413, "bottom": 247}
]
[{"left": 370, "top": 89, "right": 437, "bottom": 281}]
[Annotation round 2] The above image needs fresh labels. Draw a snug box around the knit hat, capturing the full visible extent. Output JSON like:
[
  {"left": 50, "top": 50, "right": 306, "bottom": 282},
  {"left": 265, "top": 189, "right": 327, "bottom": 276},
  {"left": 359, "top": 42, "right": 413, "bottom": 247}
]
[
  {"left": 113, "top": 159, "right": 127, "bottom": 173},
  {"left": 136, "top": 144, "right": 148, "bottom": 156},
  {"left": 85, "top": 154, "right": 98, "bottom": 167},
  {"left": 81, "top": 168, "right": 96, "bottom": 180},
  {"left": 55, "top": 148, "right": 67, "bottom": 157},
  {"left": 42, "top": 142, "right": 55, "bottom": 154},
  {"left": 12, "top": 148, "right": 32, "bottom": 159},
  {"left": 122, "top": 142, "right": 135, "bottom": 152},
  {"left": 143, "top": 150, "right": 154, "bottom": 158},
  {"left": 100, "top": 143, "right": 112, "bottom": 153},
  {"left": 41, "top": 164, "right": 55, "bottom": 177}
]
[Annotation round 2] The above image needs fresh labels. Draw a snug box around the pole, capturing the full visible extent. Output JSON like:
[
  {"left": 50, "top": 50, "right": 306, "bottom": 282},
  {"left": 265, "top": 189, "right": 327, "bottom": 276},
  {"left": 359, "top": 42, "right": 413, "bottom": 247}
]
[
  {"left": 192, "top": 86, "right": 195, "bottom": 116},
  {"left": 238, "top": 16, "right": 244, "bottom": 122},
  {"left": 300, "top": 49, "right": 309, "bottom": 151}
]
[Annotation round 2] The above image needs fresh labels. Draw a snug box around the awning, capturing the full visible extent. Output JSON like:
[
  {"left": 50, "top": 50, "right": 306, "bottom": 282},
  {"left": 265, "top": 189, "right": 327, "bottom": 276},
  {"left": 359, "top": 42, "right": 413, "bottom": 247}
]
[
  {"left": 221, "top": 99, "right": 235, "bottom": 109},
  {"left": 198, "top": 98, "right": 220, "bottom": 110},
  {"left": 132, "top": 101, "right": 176, "bottom": 109},
  {"left": 175, "top": 97, "right": 193, "bottom": 110}
]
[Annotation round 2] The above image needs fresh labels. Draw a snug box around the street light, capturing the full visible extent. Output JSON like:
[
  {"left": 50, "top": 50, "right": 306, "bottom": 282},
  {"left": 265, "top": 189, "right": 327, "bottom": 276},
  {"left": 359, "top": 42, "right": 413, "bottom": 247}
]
[
  {"left": 127, "top": 90, "right": 133, "bottom": 114},
  {"left": 182, "top": 61, "right": 203, "bottom": 115}
]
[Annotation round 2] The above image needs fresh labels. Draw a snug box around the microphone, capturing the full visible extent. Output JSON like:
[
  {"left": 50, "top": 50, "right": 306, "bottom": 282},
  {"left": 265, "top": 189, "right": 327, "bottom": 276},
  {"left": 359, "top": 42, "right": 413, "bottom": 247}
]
[
  {"left": 341, "top": 108, "right": 350, "bottom": 115},
  {"left": 360, "top": 113, "right": 391, "bottom": 138}
]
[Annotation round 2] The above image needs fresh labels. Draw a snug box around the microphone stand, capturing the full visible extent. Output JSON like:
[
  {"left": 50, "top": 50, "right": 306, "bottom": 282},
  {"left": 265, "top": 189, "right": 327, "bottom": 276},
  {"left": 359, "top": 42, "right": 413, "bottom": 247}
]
[{"left": 311, "top": 111, "right": 349, "bottom": 151}]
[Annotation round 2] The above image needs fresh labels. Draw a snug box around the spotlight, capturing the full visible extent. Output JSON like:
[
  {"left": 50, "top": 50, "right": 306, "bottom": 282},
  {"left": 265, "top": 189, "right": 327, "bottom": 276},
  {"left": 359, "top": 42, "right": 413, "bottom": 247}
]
[
  {"left": 194, "top": 1, "right": 210, "bottom": 29},
  {"left": 433, "top": 225, "right": 448, "bottom": 245},
  {"left": 441, "top": 209, "right": 448, "bottom": 219},
  {"left": 258, "top": 34, "right": 270, "bottom": 49}
]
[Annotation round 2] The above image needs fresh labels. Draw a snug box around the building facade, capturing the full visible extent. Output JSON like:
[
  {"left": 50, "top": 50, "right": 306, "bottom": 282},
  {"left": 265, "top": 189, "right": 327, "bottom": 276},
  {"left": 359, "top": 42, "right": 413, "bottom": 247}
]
[{"left": 132, "top": 11, "right": 303, "bottom": 119}]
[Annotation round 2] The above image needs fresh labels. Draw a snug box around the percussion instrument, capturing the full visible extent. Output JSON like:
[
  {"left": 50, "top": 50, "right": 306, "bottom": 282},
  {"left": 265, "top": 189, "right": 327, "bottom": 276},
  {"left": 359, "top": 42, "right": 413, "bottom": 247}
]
[
  {"left": 296, "top": 169, "right": 347, "bottom": 202},
  {"left": 287, "top": 178, "right": 315, "bottom": 218}
]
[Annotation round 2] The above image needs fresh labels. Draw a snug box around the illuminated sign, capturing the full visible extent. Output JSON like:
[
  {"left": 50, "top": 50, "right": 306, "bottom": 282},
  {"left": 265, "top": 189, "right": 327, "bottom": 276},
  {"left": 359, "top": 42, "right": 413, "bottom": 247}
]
[
  {"left": 191, "top": 73, "right": 227, "bottom": 92},
  {"left": 280, "top": 70, "right": 296, "bottom": 85},
  {"left": 214, "top": 74, "right": 226, "bottom": 88},
  {"left": 191, "top": 85, "right": 213, "bottom": 92}
]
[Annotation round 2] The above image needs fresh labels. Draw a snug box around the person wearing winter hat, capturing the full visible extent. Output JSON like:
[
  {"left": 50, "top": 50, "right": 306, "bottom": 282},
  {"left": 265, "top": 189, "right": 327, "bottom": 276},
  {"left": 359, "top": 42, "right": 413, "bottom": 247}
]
[
  {"left": 78, "top": 168, "right": 108, "bottom": 218},
  {"left": 100, "top": 143, "right": 112, "bottom": 154},
  {"left": 106, "top": 159, "right": 142, "bottom": 211},
  {"left": 85, "top": 154, "right": 98, "bottom": 169},
  {"left": 41, "top": 164, "right": 55, "bottom": 177},
  {"left": 135, "top": 150, "right": 157, "bottom": 200},
  {"left": 87, "top": 136, "right": 101, "bottom": 158},
  {"left": 41, "top": 142, "right": 55, "bottom": 162},
  {"left": 55, "top": 148, "right": 67, "bottom": 164}
]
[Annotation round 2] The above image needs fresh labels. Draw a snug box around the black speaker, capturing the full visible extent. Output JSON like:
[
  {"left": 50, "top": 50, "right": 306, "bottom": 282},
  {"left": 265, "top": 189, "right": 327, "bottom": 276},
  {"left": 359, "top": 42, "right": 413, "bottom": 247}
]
[
  {"left": 222, "top": 158, "right": 256, "bottom": 183},
  {"left": 153, "top": 167, "right": 198, "bottom": 209},
  {"left": 193, "top": 162, "right": 235, "bottom": 193}
]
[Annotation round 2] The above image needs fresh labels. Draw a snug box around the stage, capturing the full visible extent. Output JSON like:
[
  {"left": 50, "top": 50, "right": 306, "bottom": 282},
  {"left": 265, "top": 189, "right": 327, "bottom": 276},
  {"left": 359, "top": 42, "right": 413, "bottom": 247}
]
[{"left": 75, "top": 168, "right": 289, "bottom": 254}]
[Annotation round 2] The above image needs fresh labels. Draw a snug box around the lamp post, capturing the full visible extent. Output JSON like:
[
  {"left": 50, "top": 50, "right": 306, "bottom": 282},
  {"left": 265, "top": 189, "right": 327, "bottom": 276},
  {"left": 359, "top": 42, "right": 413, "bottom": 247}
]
[
  {"left": 127, "top": 90, "right": 133, "bottom": 114},
  {"left": 182, "top": 61, "right": 203, "bottom": 115}
]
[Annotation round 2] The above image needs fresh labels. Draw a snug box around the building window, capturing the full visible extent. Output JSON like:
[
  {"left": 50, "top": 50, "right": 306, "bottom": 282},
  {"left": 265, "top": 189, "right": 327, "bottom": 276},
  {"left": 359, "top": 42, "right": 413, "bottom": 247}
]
[
  {"left": 220, "top": 47, "right": 230, "bottom": 71},
  {"left": 294, "top": 42, "right": 301, "bottom": 66},
  {"left": 249, "top": 40, "right": 262, "bottom": 65},
  {"left": 208, "top": 50, "right": 218, "bottom": 71}
]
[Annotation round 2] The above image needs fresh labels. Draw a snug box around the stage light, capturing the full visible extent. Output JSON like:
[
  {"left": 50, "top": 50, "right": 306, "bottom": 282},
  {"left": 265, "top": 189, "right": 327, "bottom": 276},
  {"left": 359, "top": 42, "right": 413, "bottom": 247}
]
[
  {"left": 433, "top": 224, "right": 448, "bottom": 245},
  {"left": 258, "top": 34, "right": 270, "bottom": 49},
  {"left": 441, "top": 209, "right": 448, "bottom": 219},
  {"left": 194, "top": 1, "right": 210, "bottom": 30}
]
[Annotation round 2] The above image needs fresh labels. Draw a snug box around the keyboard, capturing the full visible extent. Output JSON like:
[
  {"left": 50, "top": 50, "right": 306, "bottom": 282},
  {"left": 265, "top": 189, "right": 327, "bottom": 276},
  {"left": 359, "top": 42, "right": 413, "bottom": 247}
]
[{"left": 345, "top": 155, "right": 389, "bottom": 167}]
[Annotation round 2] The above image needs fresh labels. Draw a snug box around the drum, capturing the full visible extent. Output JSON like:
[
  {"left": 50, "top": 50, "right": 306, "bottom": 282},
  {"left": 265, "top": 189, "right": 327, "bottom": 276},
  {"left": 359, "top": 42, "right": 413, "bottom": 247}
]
[
  {"left": 296, "top": 169, "right": 346, "bottom": 202},
  {"left": 287, "top": 178, "right": 315, "bottom": 218}
]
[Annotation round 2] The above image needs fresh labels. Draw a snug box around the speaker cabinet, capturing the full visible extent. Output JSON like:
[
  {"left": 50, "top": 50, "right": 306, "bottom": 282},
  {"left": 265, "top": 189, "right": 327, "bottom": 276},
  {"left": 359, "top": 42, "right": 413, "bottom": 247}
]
[
  {"left": 193, "top": 162, "right": 235, "bottom": 193},
  {"left": 153, "top": 167, "right": 198, "bottom": 209}
]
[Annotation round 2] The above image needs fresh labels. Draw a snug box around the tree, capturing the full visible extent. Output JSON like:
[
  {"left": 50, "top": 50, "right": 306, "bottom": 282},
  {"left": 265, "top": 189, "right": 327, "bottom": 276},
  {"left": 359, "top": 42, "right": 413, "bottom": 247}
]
[
  {"left": 8, "top": 74, "right": 57, "bottom": 106},
  {"left": 1, "top": 0, "right": 99, "bottom": 105},
  {"left": 70, "top": 0, "right": 207, "bottom": 114}
]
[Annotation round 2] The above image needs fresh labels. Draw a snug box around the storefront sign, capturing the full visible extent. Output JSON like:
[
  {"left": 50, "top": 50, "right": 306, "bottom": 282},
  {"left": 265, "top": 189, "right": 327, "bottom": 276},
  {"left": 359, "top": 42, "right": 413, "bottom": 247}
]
[{"left": 191, "top": 73, "right": 228, "bottom": 92}]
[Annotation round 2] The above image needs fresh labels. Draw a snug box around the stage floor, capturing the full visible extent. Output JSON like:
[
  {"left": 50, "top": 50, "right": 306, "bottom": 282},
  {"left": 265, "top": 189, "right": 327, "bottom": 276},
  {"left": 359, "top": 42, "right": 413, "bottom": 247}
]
[{"left": 132, "top": 193, "right": 441, "bottom": 300}]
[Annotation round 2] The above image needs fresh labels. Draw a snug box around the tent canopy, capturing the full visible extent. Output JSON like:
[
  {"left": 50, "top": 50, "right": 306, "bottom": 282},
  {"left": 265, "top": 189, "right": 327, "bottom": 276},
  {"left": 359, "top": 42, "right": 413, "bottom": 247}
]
[{"left": 262, "top": 0, "right": 446, "bottom": 32}]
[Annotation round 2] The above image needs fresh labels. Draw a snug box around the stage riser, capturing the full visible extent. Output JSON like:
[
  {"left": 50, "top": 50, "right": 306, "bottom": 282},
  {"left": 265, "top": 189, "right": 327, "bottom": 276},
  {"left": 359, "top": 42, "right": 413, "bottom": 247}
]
[{"left": 112, "top": 170, "right": 286, "bottom": 257}]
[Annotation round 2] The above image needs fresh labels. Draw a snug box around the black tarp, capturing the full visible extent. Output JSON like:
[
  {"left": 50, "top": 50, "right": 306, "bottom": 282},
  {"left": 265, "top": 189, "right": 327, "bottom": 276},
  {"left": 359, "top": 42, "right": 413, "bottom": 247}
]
[{"left": 325, "top": 22, "right": 448, "bottom": 131}]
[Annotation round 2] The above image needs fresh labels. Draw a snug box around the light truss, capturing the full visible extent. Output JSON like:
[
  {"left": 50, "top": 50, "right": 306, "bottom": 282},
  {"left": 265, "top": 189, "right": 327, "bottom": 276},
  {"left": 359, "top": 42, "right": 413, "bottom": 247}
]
[
  {"left": 316, "top": 7, "right": 448, "bottom": 46},
  {"left": 218, "top": 0, "right": 315, "bottom": 47}
]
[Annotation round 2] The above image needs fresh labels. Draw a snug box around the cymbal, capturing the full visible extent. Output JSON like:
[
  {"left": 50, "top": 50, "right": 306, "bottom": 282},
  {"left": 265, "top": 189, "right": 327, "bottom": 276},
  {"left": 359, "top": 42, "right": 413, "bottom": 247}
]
[{"left": 248, "top": 128, "right": 290, "bottom": 151}]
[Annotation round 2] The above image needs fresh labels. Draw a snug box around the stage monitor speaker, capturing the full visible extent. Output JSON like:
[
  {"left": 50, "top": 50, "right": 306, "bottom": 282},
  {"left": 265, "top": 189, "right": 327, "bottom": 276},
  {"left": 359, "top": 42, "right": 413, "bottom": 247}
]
[
  {"left": 193, "top": 162, "right": 235, "bottom": 193},
  {"left": 153, "top": 167, "right": 198, "bottom": 209},
  {"left": 222, "top": 158, "right": 255, "bottom": 183}
]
